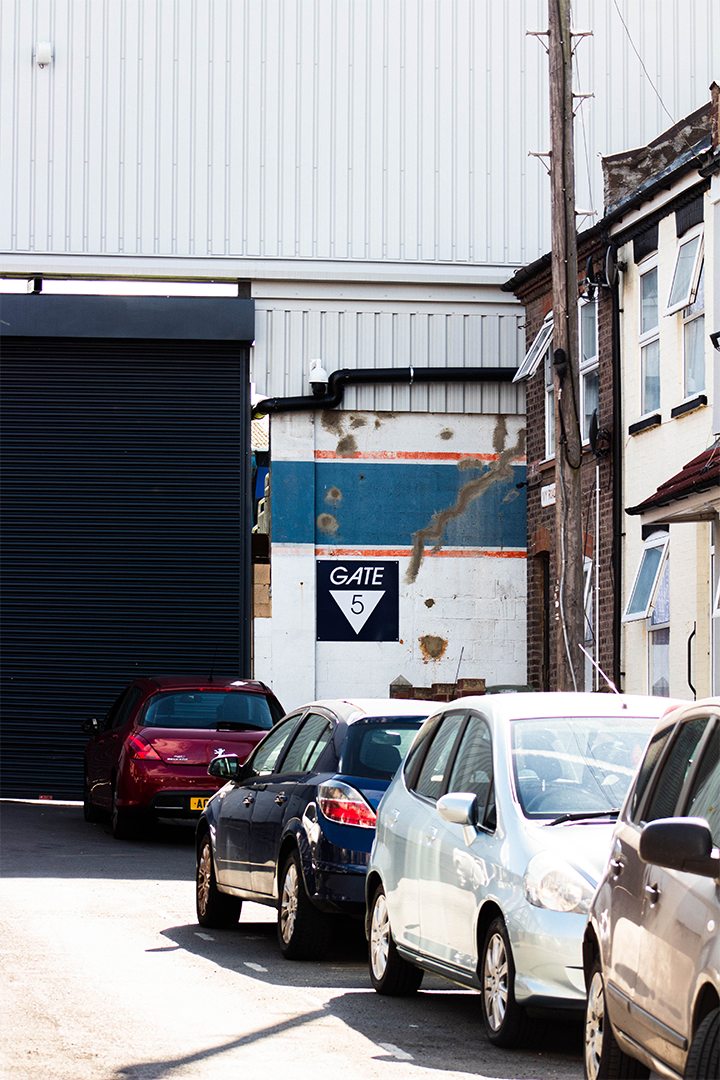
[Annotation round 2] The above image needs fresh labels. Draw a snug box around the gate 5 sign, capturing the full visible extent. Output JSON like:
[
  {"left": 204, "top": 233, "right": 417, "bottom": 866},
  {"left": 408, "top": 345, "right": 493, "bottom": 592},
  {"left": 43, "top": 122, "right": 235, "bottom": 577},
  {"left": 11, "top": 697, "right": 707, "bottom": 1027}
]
[{"left": 316, "top": 561, "right": 399, "bottom": 642}]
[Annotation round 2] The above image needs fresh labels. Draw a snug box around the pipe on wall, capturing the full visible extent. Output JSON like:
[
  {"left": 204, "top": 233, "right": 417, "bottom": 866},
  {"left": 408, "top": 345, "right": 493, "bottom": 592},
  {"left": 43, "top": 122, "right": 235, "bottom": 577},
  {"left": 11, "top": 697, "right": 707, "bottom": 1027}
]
[{"left": 252, "top": 366, "right": 518, "bottom": 417}]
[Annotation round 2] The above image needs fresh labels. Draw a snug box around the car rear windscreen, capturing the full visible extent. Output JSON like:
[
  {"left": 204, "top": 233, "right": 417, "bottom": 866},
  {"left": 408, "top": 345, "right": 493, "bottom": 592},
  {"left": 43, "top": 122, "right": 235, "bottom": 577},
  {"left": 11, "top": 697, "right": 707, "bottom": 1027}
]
[
  {"left": 341, "top": 719, "right": 425, "bottom": 781},
  {"left": 141, "top": 691, "right": 275, "bottom": 731}
]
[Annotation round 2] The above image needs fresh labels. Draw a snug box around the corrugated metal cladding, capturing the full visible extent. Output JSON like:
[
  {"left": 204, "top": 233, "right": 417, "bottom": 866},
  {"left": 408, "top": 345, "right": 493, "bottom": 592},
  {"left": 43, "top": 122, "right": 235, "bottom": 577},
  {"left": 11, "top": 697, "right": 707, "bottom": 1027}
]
[
  {"left": 253, "top": 304, "right": 526, "bottom": 410},
  {"left": 1, "top": 0, "right": 717, "bottom": 268},
  {"left": 0, "top": 338, "right": 250, "bottom": 799}
]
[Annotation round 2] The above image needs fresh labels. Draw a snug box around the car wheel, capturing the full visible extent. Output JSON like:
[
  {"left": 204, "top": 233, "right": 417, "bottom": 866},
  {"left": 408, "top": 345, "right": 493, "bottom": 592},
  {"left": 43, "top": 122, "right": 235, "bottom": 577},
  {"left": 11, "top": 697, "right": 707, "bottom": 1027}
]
[
  {"left": 368, "top": 885, "right": 423, "bottom": 996},
  {"left": 684, "top": 1008, "right": 719, "bottom": 1080},
  {"left": 82, "top": 771, "right": 103, "bottom": 823},
  {"left": 481, "top": 916, "right": 533, "bottom": 1047},
  {"left": 584, "top": 960, "right": 650, "bottom": 1079},
  {"left": 111, "top": 782, "right": 141, "bottom": 840},
  {"left": 276, "top": 849, "right": 333, "bottom": 961},
  {"left": 196, "top": 833, "right": 242, "bottom": 928}
]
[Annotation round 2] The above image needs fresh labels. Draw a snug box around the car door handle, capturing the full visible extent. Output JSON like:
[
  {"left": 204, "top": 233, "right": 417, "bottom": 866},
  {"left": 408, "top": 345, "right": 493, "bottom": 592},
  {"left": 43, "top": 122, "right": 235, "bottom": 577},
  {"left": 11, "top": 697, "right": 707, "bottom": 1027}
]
[
  {"left": 274, "top": 792, "right": 287, "bottom": 805},
  {"left": 243, "top": 794, "right": 255, "bottom": 807},
  {"left": 645, "top": 882, "right": 660, "bottom": 905}
]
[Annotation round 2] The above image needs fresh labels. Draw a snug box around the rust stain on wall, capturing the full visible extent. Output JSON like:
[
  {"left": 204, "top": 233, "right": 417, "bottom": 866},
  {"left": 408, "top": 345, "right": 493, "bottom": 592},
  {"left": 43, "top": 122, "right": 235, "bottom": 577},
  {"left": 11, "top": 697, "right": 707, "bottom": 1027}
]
[
  {"left": 419, "top": 635, "right": 447, "bottom": 661},
  {"left": 336, "top": 434, "right": 359, "bottom": 458},
  {"left": 405, "top": 417, "right": 527, "bottom": 584},
  {"left": 424, "top": 598, "right": 435, "bottom": 608},
  {"left": 321, "top": 411, "right": 344, "bottom": 435},
  {"left": 317, "top": 513, "right": 339, "bottom": 535},
  {"left": 325, "top": 487, "right": 343, "bottom": 504},
  {"left": 439, "top": 428, "right": 454, "bottom": 441},
  {"left": 349, "top": 415, "right": 367, "bottom": 429}
]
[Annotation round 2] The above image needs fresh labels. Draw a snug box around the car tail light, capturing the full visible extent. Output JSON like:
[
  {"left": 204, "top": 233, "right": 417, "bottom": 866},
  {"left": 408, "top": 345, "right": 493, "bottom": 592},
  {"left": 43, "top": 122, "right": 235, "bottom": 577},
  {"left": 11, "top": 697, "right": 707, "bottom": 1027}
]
[
  {"left": 317, "top": 781, "right": 377, "bottom": 829},
  {"left": 125, "top": 734, "right": 161, "bottom": 760}
]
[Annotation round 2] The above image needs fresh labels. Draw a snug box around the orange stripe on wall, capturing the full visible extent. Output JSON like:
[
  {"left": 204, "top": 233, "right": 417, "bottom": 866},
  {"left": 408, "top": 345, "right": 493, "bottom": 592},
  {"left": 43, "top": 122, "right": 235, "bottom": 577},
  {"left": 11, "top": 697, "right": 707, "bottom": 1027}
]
[
  {"left": 313, "top": 450, "right": 527, "bottom": 463},
  {"left": 314, "top": 547, "right": 527, "bottom": 559}
]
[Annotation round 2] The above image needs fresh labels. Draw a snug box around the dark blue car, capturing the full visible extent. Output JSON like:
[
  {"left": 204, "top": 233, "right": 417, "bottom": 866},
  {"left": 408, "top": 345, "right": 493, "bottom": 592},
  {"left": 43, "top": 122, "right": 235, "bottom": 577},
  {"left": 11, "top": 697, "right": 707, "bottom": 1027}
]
[{"left": 195, "top": 697, "right": 435, "bottom": 959}]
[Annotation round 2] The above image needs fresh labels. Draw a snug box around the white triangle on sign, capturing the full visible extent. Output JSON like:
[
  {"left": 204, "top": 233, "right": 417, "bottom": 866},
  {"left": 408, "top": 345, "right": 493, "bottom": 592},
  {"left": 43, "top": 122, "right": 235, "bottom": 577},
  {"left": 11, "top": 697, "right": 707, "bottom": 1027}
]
[{"left": 329, "top": 590, "right": 385, "bottom": 634}]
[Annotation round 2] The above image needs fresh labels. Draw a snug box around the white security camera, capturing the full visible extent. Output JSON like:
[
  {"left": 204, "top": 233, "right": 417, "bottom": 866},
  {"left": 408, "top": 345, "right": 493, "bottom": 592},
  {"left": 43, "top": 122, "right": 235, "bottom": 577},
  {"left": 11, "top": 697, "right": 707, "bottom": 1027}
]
[{"left": 309, "top": 358, "right": 329, "bottom": 397}]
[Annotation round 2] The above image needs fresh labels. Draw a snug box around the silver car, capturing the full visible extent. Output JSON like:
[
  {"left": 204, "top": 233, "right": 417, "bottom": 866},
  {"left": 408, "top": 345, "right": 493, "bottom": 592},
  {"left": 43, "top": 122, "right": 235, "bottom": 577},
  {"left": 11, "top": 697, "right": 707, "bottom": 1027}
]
[
  {"left": 583, "top": 698, "right": 720, "bottom": 1080},
  {"left": 366, "top": 692, "right": 673, "bottom": 1047}
]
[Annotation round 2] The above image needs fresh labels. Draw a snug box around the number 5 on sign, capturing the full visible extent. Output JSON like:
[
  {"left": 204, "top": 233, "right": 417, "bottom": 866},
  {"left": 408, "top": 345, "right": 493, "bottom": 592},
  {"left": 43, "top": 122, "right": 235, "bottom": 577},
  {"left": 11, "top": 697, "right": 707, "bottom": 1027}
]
[{"left": 351, "top": 595, "right": 364, "bottom": 614}]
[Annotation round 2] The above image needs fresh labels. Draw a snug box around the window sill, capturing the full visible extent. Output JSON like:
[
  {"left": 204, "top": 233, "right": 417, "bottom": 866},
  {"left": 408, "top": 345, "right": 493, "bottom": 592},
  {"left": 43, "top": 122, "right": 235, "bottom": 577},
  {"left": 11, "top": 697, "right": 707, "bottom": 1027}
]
[
  {"left": 670, "top": 394, "right": 707, "bottom": 419},
  {"left": 628, "top": 413, "right": 661, "bottom": 436}
]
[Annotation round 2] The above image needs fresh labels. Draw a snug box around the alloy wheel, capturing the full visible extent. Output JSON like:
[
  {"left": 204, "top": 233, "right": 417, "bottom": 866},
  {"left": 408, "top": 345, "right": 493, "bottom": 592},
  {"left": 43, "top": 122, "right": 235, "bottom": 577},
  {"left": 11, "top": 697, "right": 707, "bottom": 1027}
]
[
  {"left": 483, "top": 931, "right": 509, "bottom": 1032},
  {"left": 197, "top": 841, "right": 212, "bottom": 920},
  {"left": 584, "top": 969, "right": 605, "bottom": 1080},
  {"left": 369, "top": 892, "right": 390, "bottom": 981},
  {"left": 279, "top": 861, "right": 299, "bottom": 944}
]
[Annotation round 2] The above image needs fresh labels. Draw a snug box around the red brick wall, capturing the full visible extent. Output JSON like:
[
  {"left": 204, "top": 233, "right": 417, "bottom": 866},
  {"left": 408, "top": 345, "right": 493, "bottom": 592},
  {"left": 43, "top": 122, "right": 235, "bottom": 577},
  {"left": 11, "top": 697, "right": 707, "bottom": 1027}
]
[{"left": 513, "top": 240, "right": 617, "bottom": 691}]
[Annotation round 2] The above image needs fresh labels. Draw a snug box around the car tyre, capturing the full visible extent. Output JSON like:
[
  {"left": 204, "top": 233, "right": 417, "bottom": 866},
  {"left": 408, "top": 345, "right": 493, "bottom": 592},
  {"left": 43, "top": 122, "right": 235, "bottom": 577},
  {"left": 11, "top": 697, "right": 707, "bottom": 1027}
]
[
  {"left": 196, "top": 833, "right": 242, "bottom": 928},
  {"left": 584, "top": 959, "right": 650, "bottom": 1079},
  {"left": 368, "top": 885, "right": 423, "bottom": 996},
  {"left": 82, "top": 771, "right": 103, "bottom": 823},
  {"left": 481, "top": 916, "right": 533, "bottom": 1048},
  {"left": 277, "top": 849, "right": 334, "bottom": 960},
  {"left": 684, "top": 1008, "right": 719, "bottom": 1080},
  {"left": 111, "top": 782, "right": 141, "bottom": 840}
]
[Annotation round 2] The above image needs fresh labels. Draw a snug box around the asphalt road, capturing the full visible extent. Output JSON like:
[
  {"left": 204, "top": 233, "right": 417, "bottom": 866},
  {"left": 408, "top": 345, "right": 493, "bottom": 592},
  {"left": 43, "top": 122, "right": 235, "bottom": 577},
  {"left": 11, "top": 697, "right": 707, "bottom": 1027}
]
[{"left": 0, "top": 800, "right": 591, "bottom": 1080}]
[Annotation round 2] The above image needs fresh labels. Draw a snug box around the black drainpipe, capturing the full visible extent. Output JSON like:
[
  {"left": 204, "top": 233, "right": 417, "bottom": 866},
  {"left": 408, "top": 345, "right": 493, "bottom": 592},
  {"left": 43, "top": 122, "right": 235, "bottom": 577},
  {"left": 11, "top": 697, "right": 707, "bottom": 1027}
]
[{"left": 252, "top": 365, "right": 517, "bottom": 416}]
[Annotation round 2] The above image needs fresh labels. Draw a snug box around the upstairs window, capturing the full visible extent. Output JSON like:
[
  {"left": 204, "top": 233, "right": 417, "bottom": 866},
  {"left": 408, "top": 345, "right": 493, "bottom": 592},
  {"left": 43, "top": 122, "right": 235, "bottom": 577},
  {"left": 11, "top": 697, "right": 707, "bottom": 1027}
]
[
  {"left": 544, "top": 336, "right": 555, "bottom": 459},
  {"left": 639, "top": 264, "right": 660, "bottom": 416},
  {"left": 683, "top": 262, "right": 705, "bottom": 398},
  {"left": 579, "top": 298, "right": 599, "bottom": 442},
  {"left": 666, "top": 227, "right": 704, "bottom": 316}
]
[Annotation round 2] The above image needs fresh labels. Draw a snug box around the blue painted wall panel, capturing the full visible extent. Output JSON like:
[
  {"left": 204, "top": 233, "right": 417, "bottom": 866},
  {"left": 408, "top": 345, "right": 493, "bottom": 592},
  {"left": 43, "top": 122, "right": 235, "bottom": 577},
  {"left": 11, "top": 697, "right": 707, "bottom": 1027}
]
[{"left": 273, "top": 461, "right": 526, "bottom": 548}]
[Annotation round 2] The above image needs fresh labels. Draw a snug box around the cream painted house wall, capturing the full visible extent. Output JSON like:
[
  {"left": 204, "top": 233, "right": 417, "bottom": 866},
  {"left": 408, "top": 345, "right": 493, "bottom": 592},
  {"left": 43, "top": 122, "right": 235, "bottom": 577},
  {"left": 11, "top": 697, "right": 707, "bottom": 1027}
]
[{"left": 617, "top": 185, "right": 716, "bottom": 699}]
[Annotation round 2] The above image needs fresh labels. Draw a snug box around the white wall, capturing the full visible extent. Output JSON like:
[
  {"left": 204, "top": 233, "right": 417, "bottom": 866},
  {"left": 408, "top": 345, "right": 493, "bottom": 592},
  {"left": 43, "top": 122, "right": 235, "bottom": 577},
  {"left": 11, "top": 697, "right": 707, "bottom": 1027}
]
[{"left": 1, "top": 0, "right": 717, "bottom": 273}]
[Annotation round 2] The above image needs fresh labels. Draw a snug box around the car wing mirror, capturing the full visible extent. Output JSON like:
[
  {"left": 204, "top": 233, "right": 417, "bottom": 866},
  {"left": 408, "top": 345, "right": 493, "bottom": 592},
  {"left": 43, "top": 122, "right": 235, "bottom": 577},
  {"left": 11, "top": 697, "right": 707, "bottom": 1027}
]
[
  {"left": 208, "top": 754, "right": 241, "bottom": 780},
  {"left": 639, "top": 817, "right": 720, "bottom": 878},
  {"left": 437, "top": 792, "right": 479, "bottom": 847}
]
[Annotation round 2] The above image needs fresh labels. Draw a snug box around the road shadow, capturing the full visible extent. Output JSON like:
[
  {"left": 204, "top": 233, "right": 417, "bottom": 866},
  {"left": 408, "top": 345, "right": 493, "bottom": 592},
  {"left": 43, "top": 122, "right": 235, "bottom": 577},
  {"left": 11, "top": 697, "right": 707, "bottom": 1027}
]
[
  {"left": 0, "top": 799, "right": 196, "bottom": 880},
  {"left": 158, "top": 918, "right": 583, "bottom": 1077}
]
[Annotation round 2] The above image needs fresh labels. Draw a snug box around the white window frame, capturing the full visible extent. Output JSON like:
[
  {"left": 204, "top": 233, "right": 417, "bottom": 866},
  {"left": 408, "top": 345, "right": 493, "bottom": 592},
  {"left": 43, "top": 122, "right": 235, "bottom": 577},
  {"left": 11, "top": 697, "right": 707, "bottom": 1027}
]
[
  {"left": 682, "top": 260, "right": 705, "bottom": 399},
  {"left": 579, "top": 297, "right": 599, "bottom": 444},
  {"left": 639, "top": 259, "right": 660, "bottom": 418},
  {"left": 623, "top": 531, "right": 669, "bottom": 622},
  {"left": 544, "top": 337, "right": 555, "bottom": 460},
  {"left": 647, "top": 557, "right": 670, "bottom": 697},
  {"left": 513, "top": 313, "right": 553, "bottom": 383},
  {"left": 665, "top": 226, "right": 704, "bottom": 316}
]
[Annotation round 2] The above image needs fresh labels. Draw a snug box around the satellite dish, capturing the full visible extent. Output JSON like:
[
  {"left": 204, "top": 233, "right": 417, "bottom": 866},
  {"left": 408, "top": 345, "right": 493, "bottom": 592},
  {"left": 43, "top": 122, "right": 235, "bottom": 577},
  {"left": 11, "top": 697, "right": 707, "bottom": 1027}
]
[{"left": 605, "top": 245, "right": 619, "bottom": 288}]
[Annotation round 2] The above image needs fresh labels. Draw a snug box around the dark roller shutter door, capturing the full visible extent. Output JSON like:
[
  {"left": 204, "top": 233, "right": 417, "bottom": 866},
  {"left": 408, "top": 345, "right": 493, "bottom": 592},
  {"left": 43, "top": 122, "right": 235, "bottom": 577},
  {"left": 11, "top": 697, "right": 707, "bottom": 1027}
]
[{"left": 1, "top": 337, "right": 251, "bottom": 799}]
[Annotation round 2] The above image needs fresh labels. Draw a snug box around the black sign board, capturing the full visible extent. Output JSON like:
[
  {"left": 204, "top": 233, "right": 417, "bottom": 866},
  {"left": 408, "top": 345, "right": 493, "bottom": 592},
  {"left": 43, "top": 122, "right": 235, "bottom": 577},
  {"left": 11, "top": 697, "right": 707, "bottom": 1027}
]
[{"left": 316, "top": 560, "right": 399, "bottom": 641}]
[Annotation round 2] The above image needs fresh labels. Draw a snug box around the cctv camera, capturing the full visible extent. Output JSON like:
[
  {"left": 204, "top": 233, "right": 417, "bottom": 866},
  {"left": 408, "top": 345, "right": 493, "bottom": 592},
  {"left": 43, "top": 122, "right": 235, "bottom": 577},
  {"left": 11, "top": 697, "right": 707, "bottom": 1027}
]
[{"left": 309, "top": 358, "right": 329, "bottom": 397}]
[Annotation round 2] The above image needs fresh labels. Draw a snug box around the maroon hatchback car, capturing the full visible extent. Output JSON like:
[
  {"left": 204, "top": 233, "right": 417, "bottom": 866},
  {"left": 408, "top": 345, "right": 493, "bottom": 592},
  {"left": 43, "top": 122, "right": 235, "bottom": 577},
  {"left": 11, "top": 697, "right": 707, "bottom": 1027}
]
[{"left": 81, "top": 676, "right": 284, "bottom": 838}]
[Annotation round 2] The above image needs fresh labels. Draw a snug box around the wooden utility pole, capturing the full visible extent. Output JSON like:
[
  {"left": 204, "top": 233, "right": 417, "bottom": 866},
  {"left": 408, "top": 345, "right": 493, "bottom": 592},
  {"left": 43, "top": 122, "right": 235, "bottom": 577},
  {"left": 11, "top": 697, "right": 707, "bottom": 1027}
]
[{"left": 548, "top": 0, "right": 584, "bottom": 691}]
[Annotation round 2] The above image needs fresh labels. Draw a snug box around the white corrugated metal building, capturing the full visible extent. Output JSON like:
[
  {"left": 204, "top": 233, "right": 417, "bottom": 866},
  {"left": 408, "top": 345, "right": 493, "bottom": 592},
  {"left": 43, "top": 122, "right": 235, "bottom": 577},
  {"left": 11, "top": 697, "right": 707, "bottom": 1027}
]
[{"left": 1, "top": 0, "right": 718, "bottom": 723}]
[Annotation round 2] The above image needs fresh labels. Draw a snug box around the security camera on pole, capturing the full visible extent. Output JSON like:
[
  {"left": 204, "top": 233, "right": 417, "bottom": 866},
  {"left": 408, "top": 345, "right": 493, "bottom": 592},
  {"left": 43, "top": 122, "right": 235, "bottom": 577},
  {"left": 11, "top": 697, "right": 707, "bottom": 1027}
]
[{"left": 549, "top": 0, "right": 584, "bottom": 691}]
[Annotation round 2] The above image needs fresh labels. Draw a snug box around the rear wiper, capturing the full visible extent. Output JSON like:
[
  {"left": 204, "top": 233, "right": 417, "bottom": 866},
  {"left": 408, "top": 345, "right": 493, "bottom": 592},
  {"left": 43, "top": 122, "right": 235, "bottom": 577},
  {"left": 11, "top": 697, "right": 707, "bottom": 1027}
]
[{"left": 547, "top": 809, "right": 620, "bottom": 826}]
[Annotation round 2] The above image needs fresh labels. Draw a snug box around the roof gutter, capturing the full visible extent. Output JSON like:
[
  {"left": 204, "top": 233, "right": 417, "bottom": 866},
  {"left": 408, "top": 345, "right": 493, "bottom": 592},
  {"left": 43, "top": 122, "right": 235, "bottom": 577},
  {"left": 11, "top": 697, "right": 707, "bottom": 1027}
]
[{"left": 252, "top": 365, "right": 518, "bottom": 417}]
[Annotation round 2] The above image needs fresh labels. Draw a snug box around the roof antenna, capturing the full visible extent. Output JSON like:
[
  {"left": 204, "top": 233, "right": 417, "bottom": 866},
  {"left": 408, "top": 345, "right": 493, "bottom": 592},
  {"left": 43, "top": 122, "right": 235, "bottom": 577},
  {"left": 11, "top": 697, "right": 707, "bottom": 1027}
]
[
  {"left": 208, "top": 647, "right": 217, "bottom": 685},
  {"left": 578, "top": 643, "right": 619, "bottom": 694},
  {"left": 452, "top": 647, "right": 465, "bottom": 699}
]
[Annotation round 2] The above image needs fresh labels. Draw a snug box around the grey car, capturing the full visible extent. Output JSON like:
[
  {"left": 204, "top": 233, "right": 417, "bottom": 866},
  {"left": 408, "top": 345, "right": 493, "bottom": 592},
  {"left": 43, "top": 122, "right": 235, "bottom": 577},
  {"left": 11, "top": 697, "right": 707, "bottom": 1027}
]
[
  {"left": 366, "top": 692, "right": 672, "bottom": 1047},
  {"left": 583, "top": 698, "right": 720, "bottom": 1080}
]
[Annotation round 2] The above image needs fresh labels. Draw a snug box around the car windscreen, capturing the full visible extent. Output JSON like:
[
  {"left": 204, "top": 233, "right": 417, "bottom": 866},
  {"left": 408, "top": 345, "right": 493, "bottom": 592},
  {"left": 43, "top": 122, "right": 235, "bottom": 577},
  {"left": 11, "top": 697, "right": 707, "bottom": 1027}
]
[
  {"left": 340, "top": 719, "right": 425, "bottom": 781},
  {"left": 141, "top": 691, "right": 275, "bottom": 731},
  {"left": 511, "top": 715, "right": 656, "bottom": 819}
]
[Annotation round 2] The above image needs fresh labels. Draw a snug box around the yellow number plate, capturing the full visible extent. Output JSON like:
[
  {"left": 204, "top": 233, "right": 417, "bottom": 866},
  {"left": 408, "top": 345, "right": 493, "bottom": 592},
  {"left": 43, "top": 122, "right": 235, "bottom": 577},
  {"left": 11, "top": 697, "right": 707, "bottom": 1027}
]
[{"left": 191, "top": 797, "right": 210, "bottom": 811}]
